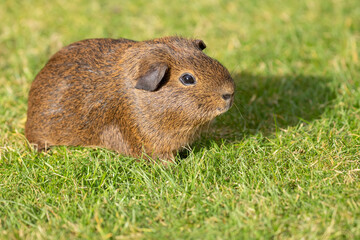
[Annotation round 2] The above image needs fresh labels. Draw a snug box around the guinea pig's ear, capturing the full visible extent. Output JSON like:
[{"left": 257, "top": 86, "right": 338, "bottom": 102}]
[
  {"left": 195, "top": 39, "right": 206, "bottom": 51},
  {"left": 135, "top": 63, "right": 168, "bottom": 91}
]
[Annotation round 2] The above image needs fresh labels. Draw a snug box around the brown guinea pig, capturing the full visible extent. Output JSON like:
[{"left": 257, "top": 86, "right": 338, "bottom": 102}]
[{"left": 25, "top": 36, "right": 235, "bottom": 163}]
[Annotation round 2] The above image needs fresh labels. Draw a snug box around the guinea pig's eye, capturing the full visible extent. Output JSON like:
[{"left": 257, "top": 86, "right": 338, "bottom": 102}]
[{"left": 179, "top": 73, "right": 196, "bottom": 86}]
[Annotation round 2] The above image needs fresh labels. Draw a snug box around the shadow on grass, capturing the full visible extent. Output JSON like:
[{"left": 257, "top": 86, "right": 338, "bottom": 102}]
[{"left": 191, "top": 71, "right": 336, "bottom": 150}]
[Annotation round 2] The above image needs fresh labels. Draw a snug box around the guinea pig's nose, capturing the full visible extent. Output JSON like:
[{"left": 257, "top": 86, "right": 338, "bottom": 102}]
[{"left": 222, "top": 93, "right": 232, "bottom": 101}]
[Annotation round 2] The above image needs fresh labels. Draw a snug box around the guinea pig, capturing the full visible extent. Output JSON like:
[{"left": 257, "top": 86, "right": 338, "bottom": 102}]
[{"left": 25, "top": 36, "right": 235, "bottom": 163}]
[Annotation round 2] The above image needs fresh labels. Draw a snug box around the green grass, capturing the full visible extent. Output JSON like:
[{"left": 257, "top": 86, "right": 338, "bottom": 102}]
[{"left": 1, "top": 0, "right": 360, "bottom": 239}]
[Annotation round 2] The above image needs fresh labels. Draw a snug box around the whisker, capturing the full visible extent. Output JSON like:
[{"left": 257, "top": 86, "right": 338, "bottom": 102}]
[{"left": 232, "top": 102, "right": 244, "bottom": 120}]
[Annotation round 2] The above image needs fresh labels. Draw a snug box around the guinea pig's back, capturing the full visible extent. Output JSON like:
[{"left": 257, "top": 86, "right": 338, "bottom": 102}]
[{"left": 25, "top": 38, "right": 135, "bottom": 148}]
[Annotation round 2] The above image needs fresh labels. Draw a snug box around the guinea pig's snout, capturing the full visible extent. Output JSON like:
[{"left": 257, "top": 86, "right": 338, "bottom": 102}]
[{"left": 217, "top": 91, "right": 234, "bottom": 114}]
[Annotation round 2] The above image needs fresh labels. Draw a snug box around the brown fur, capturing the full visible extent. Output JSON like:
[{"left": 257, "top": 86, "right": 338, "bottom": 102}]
[{"left": 25, "top": 36, "right": 235, "bottom": 162}]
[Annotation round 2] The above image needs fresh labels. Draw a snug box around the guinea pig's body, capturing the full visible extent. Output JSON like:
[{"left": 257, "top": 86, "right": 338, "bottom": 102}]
[{"left": 25, "top": 36, "right": 234, "bottom": 162}]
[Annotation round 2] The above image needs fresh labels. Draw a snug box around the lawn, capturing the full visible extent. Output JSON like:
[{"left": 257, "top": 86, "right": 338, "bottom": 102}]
[{"left": 1, "top": 0, "right": 360, "bottom": 239}]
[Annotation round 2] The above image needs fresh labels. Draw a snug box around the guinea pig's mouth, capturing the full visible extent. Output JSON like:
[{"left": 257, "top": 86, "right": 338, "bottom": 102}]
[
  {"left": 216, "top": 105, "right": 232, "bottom": 115},
  {"left": 218, "top": 99, "right": 233, "bottom": 113}
]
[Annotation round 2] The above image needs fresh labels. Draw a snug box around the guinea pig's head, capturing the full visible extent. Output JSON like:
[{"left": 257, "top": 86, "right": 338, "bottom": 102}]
[{"left": 128, "top": 37, "right": 235, "bottom": 126}]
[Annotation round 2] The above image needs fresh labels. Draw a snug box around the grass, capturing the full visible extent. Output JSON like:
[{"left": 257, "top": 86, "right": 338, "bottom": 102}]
[{"left": 1, "top": 0, "right": 360, "bottom": 239}]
